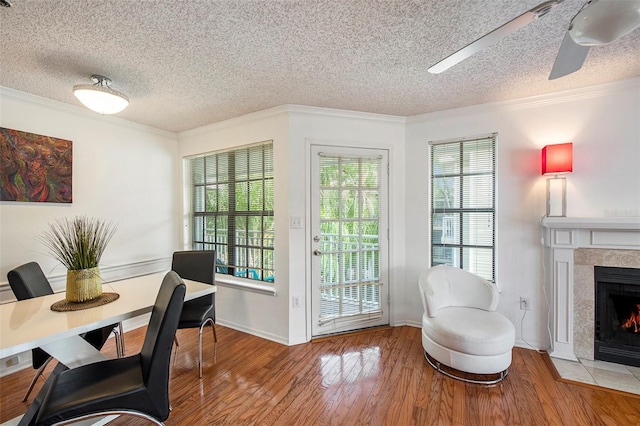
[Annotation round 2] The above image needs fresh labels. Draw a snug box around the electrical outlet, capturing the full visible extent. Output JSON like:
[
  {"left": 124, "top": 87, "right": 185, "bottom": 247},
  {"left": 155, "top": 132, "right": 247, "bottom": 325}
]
[
  {"left": 520, "top": 297, "right": 531, "bottom": 311},
  {"left": 5, "top": 356, "right": 19, "bottom": 367}
]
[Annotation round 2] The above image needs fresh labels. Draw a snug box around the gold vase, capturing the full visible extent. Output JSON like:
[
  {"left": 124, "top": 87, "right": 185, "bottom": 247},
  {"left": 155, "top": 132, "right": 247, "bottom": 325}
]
[{"left": 66, "top": 267, "right": 102, "bottom": 302}]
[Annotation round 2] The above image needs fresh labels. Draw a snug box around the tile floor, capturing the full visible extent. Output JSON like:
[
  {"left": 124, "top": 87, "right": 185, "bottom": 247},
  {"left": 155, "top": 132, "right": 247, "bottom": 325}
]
[{"left": 551, "top": 357, "right": 640, "bottom": 395}]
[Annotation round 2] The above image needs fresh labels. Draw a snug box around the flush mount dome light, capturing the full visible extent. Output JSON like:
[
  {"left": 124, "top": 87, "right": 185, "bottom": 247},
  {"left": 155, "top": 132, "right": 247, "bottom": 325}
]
[
  {"left": 569, "top": 0, "right": 640, "bottom": 46},
  {"left": 73, "top": 75, "right": 129, "bottom": 114}
]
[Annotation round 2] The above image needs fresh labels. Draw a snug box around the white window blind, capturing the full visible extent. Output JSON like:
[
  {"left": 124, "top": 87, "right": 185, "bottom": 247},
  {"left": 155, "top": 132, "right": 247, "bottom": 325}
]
[
  {"left": 189, "top": 141, "right": 274, "bottom": 283},
  {"left": 318, "top": 154, "right": 383, "bottom": 324},
  {"left": 429, "top": 134, "right": 496, "bottom": 282}
]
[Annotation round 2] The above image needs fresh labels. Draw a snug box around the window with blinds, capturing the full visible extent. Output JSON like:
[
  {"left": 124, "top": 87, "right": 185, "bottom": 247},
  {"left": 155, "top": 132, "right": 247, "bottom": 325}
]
[
  {"left": 189, "top": 141, "right": 274, "bottom": 283},
  {"left": 429, "top": 134, "right": 496, "bottom": 282}
]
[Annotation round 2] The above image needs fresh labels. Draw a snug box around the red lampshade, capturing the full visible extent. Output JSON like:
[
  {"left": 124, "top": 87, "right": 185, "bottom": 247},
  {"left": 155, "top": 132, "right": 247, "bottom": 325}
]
[{"left": 542, "top": 143, "right": 573, "bottom": 175}]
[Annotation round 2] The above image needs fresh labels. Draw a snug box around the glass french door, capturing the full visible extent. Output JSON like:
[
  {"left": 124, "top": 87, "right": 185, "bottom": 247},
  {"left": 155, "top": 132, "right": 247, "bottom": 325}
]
[{"left": 310, "top": 145, "right": 389, "bottom": 336}]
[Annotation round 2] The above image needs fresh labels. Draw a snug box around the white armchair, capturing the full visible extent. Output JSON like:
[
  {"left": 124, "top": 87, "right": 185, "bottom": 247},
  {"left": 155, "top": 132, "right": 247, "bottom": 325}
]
[{"left": 418, "top": 265, "right": 515, "bottom": 384}]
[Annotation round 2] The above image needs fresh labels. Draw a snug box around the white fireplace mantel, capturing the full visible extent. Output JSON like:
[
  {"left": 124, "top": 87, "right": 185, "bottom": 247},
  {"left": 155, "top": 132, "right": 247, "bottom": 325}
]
[{"left": 541, "top": 216, "right": 640, "bottom": 360}]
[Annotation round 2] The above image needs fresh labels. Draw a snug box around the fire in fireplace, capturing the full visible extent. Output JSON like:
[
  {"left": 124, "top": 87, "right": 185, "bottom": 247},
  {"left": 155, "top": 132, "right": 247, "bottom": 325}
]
[
  {"left": 621, "top": 303, "right": 640, "bottom": 333},
  {"left": 594, "top": 266, "right": 640, "bottom": 367}
]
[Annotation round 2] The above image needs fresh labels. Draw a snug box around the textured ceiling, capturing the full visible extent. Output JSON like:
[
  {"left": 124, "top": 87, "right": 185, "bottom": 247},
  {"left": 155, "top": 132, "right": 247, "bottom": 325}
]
[{"left": 1, "top": 0, "right": 639, "bottom": 133}]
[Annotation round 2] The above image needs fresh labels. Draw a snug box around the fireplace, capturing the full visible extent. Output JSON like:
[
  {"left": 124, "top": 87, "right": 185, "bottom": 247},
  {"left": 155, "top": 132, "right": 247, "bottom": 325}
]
[
  {"left": 594, "top": 266, "right": 640, "bottom": 367},
  {"left": 542, "top": 217, "right": 640, "bottom": 362}
]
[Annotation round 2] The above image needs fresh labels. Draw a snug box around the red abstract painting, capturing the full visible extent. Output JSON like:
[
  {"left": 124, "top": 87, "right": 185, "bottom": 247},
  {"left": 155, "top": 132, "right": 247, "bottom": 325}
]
[{"left": 0, "top": 127, "right": 72, "bottom": 203}]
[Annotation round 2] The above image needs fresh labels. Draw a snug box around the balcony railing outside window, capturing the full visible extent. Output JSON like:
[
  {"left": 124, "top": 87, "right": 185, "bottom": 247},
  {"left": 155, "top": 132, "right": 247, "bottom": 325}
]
[
  {"left": 189, "top": 141, "right": 274, "bottom": 283},
  {"left": 319, "top": 232, "right": 380, "bottom": 316},
  {"left": 194, "top": 228, "right": 274, "bottom": 281}
]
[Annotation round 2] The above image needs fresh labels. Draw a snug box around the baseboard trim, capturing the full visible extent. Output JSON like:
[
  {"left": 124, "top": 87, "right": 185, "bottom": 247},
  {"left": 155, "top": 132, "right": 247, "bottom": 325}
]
[
  {"left": 215, "top": 319, "right": 289, "bottom": 346},
  {"left": 311, "top": 325, "right": 392, "bottom": 342}
]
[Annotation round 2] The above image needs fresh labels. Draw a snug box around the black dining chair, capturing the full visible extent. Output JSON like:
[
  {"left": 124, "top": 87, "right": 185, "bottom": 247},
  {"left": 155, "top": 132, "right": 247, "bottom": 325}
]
[
  {"left": 34, "top": 271, "right": 186, "bottom": 426},
  {"left": 7, "top": 262, "right": 125, "bottom": 402},
  {"left": 171, "top": 250, "right": 216, "bottom": 378}
]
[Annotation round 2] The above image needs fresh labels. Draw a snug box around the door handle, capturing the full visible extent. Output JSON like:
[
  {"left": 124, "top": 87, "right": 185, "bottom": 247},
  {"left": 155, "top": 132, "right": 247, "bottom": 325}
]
[{"left": 313, "top": 249, "right": 322, "bottom": 256}]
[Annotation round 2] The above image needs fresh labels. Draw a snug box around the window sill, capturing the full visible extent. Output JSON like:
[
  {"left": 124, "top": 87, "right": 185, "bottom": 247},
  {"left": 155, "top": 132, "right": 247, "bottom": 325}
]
[{"left": 215, "top": 275, "right": 277, "bottom": 296}]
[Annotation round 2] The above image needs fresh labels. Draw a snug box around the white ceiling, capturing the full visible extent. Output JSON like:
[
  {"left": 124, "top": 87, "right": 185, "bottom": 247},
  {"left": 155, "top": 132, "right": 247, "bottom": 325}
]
[{"left": 1, "top": 0, "right": 639, "bottom": 133}]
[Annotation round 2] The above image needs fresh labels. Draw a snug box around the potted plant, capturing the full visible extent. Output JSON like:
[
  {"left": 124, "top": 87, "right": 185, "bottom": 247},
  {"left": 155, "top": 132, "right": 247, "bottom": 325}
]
[{"left": 40, "top": 216, "right": 117, "bottom": 302}]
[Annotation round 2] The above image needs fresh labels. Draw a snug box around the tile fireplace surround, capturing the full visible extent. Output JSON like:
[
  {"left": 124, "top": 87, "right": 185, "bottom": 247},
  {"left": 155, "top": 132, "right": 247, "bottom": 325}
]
[{"left": 541, "top": 217, "right": 640, "bottom": 394}]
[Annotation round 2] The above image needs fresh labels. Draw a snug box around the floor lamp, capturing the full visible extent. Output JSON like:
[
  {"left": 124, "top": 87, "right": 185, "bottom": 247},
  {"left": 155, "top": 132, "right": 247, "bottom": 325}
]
[{"left": 542, "top": 143, "right": 573, "bottom": 217}]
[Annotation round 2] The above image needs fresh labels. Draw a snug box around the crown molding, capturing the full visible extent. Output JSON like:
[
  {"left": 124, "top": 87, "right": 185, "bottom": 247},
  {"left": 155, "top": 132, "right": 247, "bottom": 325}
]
[
  {"left": 0, "top": 86, "right": 176, "bottom": 139},
  {"left": 406, "top": 77, "right": 640, "bottom": 125},
  {"left": 4, "top": 76, "right": 637, "bottom": 136},
  {"left": 177, "top": 105, "right": 291, "bottom": 139},
  {"left": 500, "top": 78, "right": 640, "bottom": 112},
  {"left": 178, "top": 104, "right": 406, "bottom": 140},
  {"left": 286, "top": 104, "right": 406, "bottom": 124}
]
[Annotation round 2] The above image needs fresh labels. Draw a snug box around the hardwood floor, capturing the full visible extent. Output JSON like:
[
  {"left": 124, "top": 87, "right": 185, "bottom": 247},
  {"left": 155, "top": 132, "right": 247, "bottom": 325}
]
[{"left": 1, "top": 325, "right": 638, "bottom": 425}]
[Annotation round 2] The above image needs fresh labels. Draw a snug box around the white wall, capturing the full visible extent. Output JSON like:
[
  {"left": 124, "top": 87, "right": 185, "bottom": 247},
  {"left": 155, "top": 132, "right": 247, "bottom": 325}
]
[
  {"left": 0, "top": 88, "right": 181, "bottom": 296},
  {"left": 2, "top": 76, "right": 638, "bottom": 359},
  {"left": 288, "top": 106, "right": 406, "bottom": 343},
  {"left": 178, "top": 105, "right": 406, "bottom": 345},
  {"left": 405, "top": 78, "right": 640, "bottom": 349},
  {"left": 177, "top": 107, "right": 292, "bottom": 344},
  {"left": 0, "top": 87, "right": 181, "bottom": 376}
]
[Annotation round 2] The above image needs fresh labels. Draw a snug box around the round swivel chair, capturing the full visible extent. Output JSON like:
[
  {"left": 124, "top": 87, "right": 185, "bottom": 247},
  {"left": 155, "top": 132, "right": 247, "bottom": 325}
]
[{"left": 418, "top": 265, "right": 515, "bottom": 384}]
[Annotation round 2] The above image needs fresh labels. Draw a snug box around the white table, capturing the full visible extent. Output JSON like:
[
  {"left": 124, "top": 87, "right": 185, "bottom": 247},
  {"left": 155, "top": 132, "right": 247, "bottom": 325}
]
[{"left": 0, "top": 271, "right": 216, "bottom": 425}]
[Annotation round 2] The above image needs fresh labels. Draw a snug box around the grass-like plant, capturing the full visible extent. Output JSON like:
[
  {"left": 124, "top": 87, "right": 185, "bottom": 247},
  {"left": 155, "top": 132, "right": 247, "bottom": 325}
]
[{"left": 40, "top": 216, "right": 117, "bottom": 271}]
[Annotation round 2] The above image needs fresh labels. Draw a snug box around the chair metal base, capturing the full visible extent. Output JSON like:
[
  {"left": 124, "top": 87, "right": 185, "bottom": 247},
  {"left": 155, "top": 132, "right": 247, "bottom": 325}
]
[
  {"left": 113, "top": 322, "right": 125, "bottom": 357},
  {"left": 174, "top": 321, "right": 217, "bottom": 378},
  {"left": 22, "top": 356, "right": 52, "bottom": 402},
  {"left": 424, "top": 351, "right": 508, "bottom": 385},
  {"left": 198, "top": 319, "right": 216, "bottom": 378},
  {"left": 45, "top": 409, "right": 165, "bottom": 425}
]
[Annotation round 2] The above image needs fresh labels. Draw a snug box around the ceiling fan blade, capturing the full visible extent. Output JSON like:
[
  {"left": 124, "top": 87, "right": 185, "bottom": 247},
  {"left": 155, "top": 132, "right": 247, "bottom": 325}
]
[
  {"left": 428, "top": 0, "right": 562, "bottom": 74},
  {"left": 548, "top": 31, "right": 590, "bottom": 80}
]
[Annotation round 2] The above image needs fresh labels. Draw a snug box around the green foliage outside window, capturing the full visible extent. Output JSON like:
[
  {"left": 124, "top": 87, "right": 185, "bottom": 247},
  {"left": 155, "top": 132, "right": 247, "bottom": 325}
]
[{"left": 190, "top": 141, "right": 274, "bottom": 283}]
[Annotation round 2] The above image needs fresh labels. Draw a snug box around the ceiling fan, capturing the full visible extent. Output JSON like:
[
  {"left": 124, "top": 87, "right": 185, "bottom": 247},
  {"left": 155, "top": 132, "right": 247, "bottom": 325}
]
[{"left": 427, "top": 0, "right": 640, "bottom": 80}]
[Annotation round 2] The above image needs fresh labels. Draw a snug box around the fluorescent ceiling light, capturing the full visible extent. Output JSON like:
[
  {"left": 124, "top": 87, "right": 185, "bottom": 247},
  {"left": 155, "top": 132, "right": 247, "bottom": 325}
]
[{"left": 73, "top": 75, "right": 129, "bottom": 114}]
